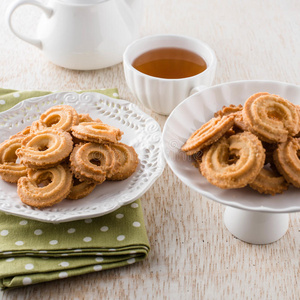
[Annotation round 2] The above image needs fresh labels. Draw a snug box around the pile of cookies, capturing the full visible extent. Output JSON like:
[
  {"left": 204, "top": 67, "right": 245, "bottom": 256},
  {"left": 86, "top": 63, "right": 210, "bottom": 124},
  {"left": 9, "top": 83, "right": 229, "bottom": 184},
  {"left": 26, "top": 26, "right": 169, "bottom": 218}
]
[
  {"left": 182, "top": 92, "right": 300, "bottom": 195},
  {"left": 0, "top": 105, "right": 138, "bottom": 208}
]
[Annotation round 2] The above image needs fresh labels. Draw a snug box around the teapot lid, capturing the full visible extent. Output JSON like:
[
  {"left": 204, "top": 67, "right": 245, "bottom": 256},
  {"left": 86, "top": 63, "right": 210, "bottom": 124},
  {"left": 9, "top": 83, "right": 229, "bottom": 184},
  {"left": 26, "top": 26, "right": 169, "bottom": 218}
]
[{"left": 59, "top": 0, "right": 109, "bottom": 4}]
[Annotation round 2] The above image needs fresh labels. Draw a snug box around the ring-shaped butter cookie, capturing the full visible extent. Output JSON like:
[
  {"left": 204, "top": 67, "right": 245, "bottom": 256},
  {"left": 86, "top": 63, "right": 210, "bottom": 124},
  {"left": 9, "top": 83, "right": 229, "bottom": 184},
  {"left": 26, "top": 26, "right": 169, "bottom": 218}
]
[
  {"left": 16, "top": 129, "right": 73, "bottom": 169},
  {"left": 181, "top": 115, "right": 235, "bottom": 155},
  {"left": 17, "top": 164, "right": 72, "bottom": 208},
  {"left": 70, "top": 142, "right": 117, "bottom": 183},
  {"left": 67, "top": 177, "right": 97, "bottom": 200},
  {"left": 273, "top": 137, "right": 300, "bottom": 187},
  {"left": 108, "top": 143, "right": 139, "bottom": 181},
  {"left": 71, "top": 122, "right": 123, "bottom": 144},
  {"left": 242, "top": 93, "right": 299, "bottom": 143},
  {"left": 31, "top": 105, "right": 79, "bottom": 132},
  {"left": 200, "top": 131, "right": 265, "bottom": 189},
  {"left": 0, "top": 136, "right": 27, "bottom": 183}
]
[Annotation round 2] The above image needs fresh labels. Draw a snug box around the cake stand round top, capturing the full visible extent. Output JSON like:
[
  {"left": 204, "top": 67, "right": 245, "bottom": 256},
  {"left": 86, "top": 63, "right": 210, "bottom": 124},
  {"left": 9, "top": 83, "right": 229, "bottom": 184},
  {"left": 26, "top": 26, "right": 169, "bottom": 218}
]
[{"left": 162, "top": 80, "right": 300, "bottom": 214}]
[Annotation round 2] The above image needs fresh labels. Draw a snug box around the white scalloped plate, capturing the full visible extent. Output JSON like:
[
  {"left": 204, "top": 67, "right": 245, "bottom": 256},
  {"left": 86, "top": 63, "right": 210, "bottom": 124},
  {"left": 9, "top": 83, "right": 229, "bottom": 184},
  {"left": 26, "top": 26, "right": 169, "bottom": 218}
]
[
  {"left": 163, "top": 80, "right": 300, "bottom": 213},
  {"left": 0, "top": 92, "right": 165, "bottom": 223}
]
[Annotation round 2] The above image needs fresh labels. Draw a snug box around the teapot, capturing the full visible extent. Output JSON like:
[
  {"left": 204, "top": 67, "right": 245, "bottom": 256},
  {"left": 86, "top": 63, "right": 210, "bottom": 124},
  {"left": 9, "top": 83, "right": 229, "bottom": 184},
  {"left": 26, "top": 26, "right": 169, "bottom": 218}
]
[{"left": 6, "top": 0, "right": 143, "bottom": 70}]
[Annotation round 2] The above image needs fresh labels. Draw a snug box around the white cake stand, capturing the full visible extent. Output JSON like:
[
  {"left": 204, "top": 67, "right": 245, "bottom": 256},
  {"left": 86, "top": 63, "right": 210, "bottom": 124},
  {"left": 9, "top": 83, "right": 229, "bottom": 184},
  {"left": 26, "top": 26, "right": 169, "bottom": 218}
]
[
  {"left": 162, "top": 80, "right": 300, "bottom": 244},
  {"left": 223, "top": 206, "right": 289, "bottom": 244}
]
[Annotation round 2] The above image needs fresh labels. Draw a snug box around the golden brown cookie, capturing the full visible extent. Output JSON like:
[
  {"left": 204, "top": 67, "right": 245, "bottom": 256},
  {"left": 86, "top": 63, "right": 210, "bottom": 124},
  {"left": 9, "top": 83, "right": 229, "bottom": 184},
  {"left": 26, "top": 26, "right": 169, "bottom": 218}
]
[
  {"left": 214, "top": 104, "right": 243, "bottom": 118},
  {"left": 249, "top": 166, "right": 289, "bottom": 195},
  {"left": 71, "top": 122, "right": 123, "bottom": 144},
  {"left": 273, "top": 137, "right": 300, "bottom": 187},
  {"left": 10, "top": 126, "right": 32, "bottom": 139},
  {"left": 108, "top": 143, "right": 139, "bottom": 181},
  {"left": 181, "top": 115, "right": 235, "bottom": 155},
  {"left": 17, "top": 164, "right": 72, "bottom": 208},
  {"left": 200, "top": 132, "right": 265, "bottom": 189},
  {"left": 78, "top": 114, "right": 94, "bottom": 123},
  {"left": 67, "top": 177, "right": 97, "bottom": 200},
  {"left": 233, "top": 111, "right": 248, "bottom": 132},
  {"left": 31, "top": 105, "right": 79, "bottom": 132},
  {"left": 78, "top": 114, "right": 102, "bottom": 123},
  {"left": 70, "top": 142, "right": 118, "bottom": 183},
  {"left": 16, "top": 129, "right": 73, "bottom": 169},
  {"left": 242, "top": 93, "right": 299, "bottom": 143},
  {"left": 0, "top": 136, "right": 27, "bottom": 183}
]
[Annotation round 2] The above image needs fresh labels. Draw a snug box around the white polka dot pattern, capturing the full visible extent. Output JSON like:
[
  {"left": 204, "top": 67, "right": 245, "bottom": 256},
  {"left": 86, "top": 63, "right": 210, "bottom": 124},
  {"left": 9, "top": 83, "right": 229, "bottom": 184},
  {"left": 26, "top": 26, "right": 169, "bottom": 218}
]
[
  {"left": 83, "top": 237, "right": 92, "bottom": 242},
  {"left": 0, "top": 230, "right": 9, "bottom": 236},
  {"left": 95, "top": 257, "right": 103, "bottom": 262},
  {"left": 117, "top": 235, "right": 125, "bottom": 241},
  {"left": 34, "top": 229, "right": 43, "bottom": 235},
  {"left": 133, "top": 222, "right": 141, "bottom": 227},
  {"left": 22, "top": 277, "right": 32, "bottom": 285},
  {"left": 59, "top": 272, "right": 68, "bottom": 278},
  {"left": 127, "top": 258, "right": 136, "bottom": 264},
  {"left": 6, "top": 258, "right": 14, "bottom": 262},
  {"left": 100, "top": 226, "right": 109, "bottom": 232},
  {"left": 0, "top": 200, "right": 149, "bottom": 289},
  {"left": 94, "top": 265, "right": 102, "bottom": 271},
  {"left": 25, "top": 264, "right": 34, "bottom": 270}
]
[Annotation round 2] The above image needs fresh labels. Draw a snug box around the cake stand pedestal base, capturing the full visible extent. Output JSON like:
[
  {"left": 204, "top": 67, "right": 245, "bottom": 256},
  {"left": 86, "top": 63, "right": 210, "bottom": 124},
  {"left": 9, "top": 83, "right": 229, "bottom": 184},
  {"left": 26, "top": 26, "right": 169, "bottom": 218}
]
[{"left": 223, "top": 206, "right": 289, "bottom": 244}]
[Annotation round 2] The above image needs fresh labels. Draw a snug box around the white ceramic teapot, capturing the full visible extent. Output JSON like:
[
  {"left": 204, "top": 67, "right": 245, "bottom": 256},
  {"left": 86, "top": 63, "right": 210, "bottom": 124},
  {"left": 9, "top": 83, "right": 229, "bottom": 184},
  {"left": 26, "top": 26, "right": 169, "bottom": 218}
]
[{"left": 6, "top": 0, "right": 143, "bottom": 70}]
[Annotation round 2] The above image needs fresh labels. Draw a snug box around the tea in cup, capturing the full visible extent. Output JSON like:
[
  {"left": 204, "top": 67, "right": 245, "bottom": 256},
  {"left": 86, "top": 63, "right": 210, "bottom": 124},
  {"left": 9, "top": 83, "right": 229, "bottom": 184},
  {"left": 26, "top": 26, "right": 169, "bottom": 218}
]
[{"left": 123, "top": 34, "right": 217, "bottom": 115}]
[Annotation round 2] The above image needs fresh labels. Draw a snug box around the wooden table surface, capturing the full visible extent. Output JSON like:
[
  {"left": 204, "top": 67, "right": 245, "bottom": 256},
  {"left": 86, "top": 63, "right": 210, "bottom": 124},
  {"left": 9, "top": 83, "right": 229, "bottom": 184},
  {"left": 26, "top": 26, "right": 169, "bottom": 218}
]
[{"left": 0, "top": 0, "right": 299, "bottom": 299}]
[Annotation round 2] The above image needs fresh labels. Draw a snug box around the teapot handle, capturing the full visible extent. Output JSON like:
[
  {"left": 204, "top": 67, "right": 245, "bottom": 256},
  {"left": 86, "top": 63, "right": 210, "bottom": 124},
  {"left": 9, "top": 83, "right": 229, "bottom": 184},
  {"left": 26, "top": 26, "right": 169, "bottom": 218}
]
[{"left": 6, "top": 0, "right": 53, "bottom": 49}]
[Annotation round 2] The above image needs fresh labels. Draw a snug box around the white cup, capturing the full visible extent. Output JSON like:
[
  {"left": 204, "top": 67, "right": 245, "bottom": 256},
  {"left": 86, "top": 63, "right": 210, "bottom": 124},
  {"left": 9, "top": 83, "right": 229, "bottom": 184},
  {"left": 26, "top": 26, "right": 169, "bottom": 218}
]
[{"left": 123, "top": 34, "right": 217, "bottom": 115}]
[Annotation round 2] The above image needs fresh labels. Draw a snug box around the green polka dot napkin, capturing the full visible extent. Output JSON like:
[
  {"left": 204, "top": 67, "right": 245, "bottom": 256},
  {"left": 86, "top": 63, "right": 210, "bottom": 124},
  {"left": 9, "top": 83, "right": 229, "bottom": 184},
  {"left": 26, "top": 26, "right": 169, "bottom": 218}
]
[{"left": 0, "top": 88, "right": 150, "bottom": 290}]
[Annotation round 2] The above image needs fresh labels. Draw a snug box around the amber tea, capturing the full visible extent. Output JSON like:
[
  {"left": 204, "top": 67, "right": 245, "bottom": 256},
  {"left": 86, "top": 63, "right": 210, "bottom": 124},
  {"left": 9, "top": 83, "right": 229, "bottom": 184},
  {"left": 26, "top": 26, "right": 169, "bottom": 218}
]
[{"left": 132, "top": 47, "right": 207, "bottom": 79}]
